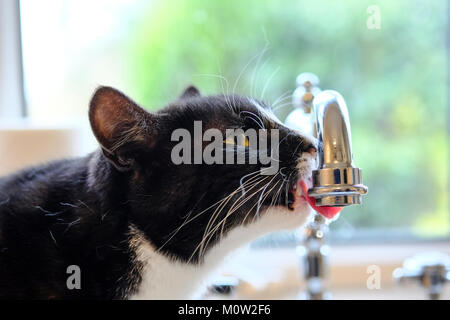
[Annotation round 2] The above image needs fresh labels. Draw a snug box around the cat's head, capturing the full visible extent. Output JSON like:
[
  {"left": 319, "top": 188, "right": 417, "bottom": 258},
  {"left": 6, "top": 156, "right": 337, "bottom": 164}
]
[{"left": 89, "top": 86, "right": 317, "bottom": 263}]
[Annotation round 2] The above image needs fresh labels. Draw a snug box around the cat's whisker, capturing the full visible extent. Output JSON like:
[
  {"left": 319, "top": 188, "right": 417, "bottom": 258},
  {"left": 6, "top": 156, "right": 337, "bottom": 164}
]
[
  {"left": 250, "top": 44, "right": 269, "bottom": 98},
  {"left": 198, "top": 175, "right": 269, "bottom": 257},
  {"left": 272, "top": 94, "right": 293, "bottom": 108},
  {"left": 191, "top": 175, "right": 270, "bottom": 262},
  {"left": 193, "top": 73, "right": 233, "bottom": 112},
  {"left": 157, "top": 182, "right": 248, "bottom": 252},
  {"left": 272, "top": 89, "right": 293, "bottom": 102},
  {"left": 196, "top": 182, "right": 266, "bottom": 260},
  {"left": 59, "top": 217, "right": 82, "bottom": 235},
  {"left": 255, "top": 172, "right": 281, "bottom": 217},
  {"left": 260, "top": 66, "right": 280, "bottom": 101},
  {"left": 158, "top": 193, "right": 232, "bottom": 244},
  {"left": 215, "top": 60, "right": 232, "bottom": 97},
  {"left": 216, "top": 175, "right": 281, "bottom": 246},
  {"left": 217, "top": 176, "right": 272, "bottom": 235},
  {"left": 59, "top": 202, "right": 80, "bottom": 208},
  {"left": 271, "top": 100, "right": 295, "bottom": 112},
  {"left": 232, "top": 48, "right": 268, "bottom": 111},
  {"left": 251, "top": 180, "right": 282, "bottom": 226},
  {"left": 77, "top": 199, "right": 96, "bottom": 215},
  {"left": 239, "top": 169, "right": 263, "bottom": 195},
  {"left": 193, "top": 73, "right": 228, "bottom": 84},
  {"left": 160, "top": 173, "right": 266, "bottom": 255},
  {"left": 240, "top": 178, "right": 281, "bottom": 227},
  {"left": 272, "top": 177, "right": 286, "bottom": 208},
  {"left": 180, "top": 192, "right": 208, "bottom": 220},
  {"left": 48, "top": 230, "right": 58, "bottom": 247},
  {"left": 251, "top": 180, "right": 284, "bottom": 225},
  {"left": 239, "top": 110, "right": 265, "bottom": 129},
  {"left": 248, "top": 172, "right": 286, "bottom": 227},
  {"left": 156, "top": 209, "right": 197, "bottom": 253},
  {"left": 192, "top": 173, "right": 262, "bottom": 229},
  {"left": 284, "top": 171, "right": 295, "bottom": 207},
  {"left": 35, "top": 205, "right": 66, "bottom": 217},
  {"left": 271, "top": 99, "right": 293, "bottom": 114},
  {"left": 203, "top": 174, "right": 276, "bottom": 251},
  {"left": 271, "top": 90, "right": 292, "bottom": 109}
]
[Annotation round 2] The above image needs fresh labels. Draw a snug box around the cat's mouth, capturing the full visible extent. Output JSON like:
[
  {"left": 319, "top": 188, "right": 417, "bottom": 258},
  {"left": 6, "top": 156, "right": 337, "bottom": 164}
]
[{"left": 289, "top": 177, "right": 343, "bottom": 219}]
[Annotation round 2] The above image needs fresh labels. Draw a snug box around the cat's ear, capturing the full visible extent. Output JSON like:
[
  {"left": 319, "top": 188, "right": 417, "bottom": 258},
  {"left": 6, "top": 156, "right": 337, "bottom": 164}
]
[
  {"left": 179, "top": 85, "right": 201, "bottom": 99},
  {"left": 89, "top": 86, "right": 158, "bottom": 171}
]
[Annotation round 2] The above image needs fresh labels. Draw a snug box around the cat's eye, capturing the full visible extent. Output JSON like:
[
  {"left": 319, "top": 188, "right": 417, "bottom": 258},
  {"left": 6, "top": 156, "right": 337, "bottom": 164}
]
[{"left": 224, "top": 134, "right": 249, "bottom": 147}]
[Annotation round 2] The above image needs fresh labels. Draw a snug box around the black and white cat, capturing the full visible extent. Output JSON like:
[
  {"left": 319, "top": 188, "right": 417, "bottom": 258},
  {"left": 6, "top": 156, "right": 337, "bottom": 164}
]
[{"left": 0, "top": 86, "right": 318, "bottom": 299}]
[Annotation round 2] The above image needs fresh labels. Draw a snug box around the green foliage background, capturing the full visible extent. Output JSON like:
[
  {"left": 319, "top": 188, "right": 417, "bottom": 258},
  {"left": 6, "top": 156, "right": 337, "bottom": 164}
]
[{"left": 124, "top": 0, "right": 449, "bottom": 238}]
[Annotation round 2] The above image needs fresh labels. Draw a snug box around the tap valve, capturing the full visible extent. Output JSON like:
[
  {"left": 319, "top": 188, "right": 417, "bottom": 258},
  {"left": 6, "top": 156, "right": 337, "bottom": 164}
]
[
  {"left": 393, "top": 252, "right": 450, "bottom": 300},
  {"left": 293, "top": 72, "right": 321, "bottom": 114}
]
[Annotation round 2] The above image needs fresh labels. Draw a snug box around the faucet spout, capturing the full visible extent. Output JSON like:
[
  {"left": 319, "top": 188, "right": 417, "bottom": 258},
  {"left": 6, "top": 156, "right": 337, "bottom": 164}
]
[
  {"left": 308, "top": 90, "right": 368, "bottom": 207},
  {"left": 315, "top": 91, "right": 353, "bottom": 168}
]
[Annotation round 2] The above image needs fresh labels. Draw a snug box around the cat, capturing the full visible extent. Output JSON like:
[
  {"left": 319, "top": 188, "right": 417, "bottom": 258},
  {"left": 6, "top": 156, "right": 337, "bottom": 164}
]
[{"left": 0, "top": 85, "right": 318, "bottom": 299}]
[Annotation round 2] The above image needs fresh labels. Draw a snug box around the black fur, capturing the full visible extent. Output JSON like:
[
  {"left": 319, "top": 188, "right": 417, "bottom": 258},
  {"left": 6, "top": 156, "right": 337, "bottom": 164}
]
[{"left": 0, "top": 86, "right": 315, "bottom": 299}]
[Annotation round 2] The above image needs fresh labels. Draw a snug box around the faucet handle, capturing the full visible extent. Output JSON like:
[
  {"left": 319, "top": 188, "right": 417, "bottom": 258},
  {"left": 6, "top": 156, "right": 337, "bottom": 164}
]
[
  {"left": 296, "top": 72, "right": 320, "bottom": 88},
  {"left": 293, "top": 72, "right": 321, "bottom": 113},
  {"left": 393, "top": 252, "right": 450, "bottom": 300}
]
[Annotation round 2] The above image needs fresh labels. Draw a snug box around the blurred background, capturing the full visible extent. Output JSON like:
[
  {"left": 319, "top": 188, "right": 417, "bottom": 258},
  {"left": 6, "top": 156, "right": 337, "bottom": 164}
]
[{"left": 1, "top": 0, "right": 449, "bottom": 299}]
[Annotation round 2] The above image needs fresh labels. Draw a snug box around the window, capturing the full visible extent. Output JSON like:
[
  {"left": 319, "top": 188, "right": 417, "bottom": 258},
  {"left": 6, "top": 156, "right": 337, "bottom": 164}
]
[
  {"left": 0, "top": 0, "right": 25, "bottom": 118},
  {"left": 16, "top": 0, "right": 450, "bottom": 241},
  {"left": 20, "top": 0, "right": 144, "bottom": 121}
]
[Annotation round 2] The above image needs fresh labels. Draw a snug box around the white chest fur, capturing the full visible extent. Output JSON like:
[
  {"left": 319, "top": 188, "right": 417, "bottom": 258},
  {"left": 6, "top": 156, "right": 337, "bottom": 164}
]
[{"left": 128, "top": 203, "right": 312, "bottom": 299}]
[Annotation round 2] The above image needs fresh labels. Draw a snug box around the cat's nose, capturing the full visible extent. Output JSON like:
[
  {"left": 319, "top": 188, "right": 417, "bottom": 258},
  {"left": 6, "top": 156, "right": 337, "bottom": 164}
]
[{"left": 305, "top": 145, "right": 317, "bottom": 156}]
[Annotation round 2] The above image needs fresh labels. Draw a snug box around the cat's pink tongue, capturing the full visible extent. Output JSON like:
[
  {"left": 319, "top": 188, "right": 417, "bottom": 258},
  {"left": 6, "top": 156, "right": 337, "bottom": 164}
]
[{"left": 299, "top": 180, "right": 343, "bottom": 219}]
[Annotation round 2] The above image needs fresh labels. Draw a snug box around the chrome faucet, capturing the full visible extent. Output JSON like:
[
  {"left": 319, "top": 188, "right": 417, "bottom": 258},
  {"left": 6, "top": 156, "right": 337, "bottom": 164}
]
[
  {"left": 307, "top": 90, "right": 368, "bottom": 206},
  {"left": 287, "top": 73, "right": 367, "bottom": 300},
  {"left": 297, "top": 214, "right": 331, "bottom": 300}
]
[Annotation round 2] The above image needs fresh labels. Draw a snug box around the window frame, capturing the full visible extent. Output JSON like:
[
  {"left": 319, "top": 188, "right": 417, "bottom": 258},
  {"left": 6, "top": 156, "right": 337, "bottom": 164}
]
[{"left": 0, "top": 0, "right": 26, "bottom": 119}]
